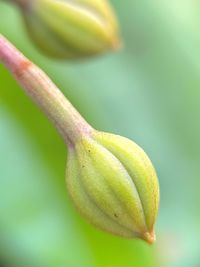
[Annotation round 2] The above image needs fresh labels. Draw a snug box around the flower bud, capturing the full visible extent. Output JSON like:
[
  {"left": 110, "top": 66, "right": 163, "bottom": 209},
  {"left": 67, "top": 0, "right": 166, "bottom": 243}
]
[
  {"left": 66, "top": 131, "right": 160, "bottom": 243},
  {"left": 0, "top": 34, "right": 159, "bottom": 243},
  {"left": 18, "top": 0, "right": 120, "bottom": 59}
]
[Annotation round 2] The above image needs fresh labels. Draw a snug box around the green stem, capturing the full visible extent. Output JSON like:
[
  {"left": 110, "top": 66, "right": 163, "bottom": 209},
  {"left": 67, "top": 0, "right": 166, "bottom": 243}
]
[{"left": 0, "top": 34, "right": 93, "bottom": 145}]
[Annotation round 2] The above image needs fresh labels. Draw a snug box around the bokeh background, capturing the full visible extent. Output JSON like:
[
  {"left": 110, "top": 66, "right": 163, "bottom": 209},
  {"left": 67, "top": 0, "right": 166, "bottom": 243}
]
[{"left": 0, "top": 1, "right": 200, "bottom": 266}]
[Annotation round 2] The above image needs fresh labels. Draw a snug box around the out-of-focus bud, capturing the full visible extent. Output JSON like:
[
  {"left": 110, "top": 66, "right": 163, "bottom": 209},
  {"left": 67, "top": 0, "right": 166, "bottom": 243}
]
[
  {"left": 14, "top": 0, "right": 120, "bottom": 59},
  {"left": 66, "top": 131, "right": 160, "bottom": 244}
]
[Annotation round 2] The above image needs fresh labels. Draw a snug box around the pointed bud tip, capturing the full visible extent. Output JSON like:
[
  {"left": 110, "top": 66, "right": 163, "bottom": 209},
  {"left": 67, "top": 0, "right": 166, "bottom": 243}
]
[
  {"left": 110, "top": 37, "right": 123, "bottom": 52},
  {"left": 142, "top": 230, "right": 156, "bottom": 245}
]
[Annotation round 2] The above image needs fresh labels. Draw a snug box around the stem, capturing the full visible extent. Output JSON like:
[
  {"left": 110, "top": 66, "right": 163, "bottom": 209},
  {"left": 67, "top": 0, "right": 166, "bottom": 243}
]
[
  {"left": 2, "top": 0, "right": 28, "bottom": 8},
  {"left": 0, "top": 34, "right": 93, "bottom": 145}
]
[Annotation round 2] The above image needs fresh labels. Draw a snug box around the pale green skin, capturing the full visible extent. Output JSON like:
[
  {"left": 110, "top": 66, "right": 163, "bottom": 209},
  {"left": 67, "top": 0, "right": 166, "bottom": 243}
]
[
  {"left": 21, "top": 0, "right": 119, "bottom": 59},
  {"left": 66, "top": 131, "right": 160, "bottom": 239}
]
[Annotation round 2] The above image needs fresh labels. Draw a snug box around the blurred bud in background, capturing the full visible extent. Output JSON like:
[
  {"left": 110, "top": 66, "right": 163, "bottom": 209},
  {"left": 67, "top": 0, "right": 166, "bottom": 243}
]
[{"left": 9, "top": 0, "right": 120, "bottom": 59}]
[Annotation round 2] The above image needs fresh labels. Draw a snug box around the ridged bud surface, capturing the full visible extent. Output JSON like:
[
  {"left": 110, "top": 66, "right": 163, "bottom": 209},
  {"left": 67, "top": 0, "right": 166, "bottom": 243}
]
[
  {"left": 66, "top": 131, "right": 159, "bottom": 243},
  {"left": 19, "top": 0, "right": 120, "bottom": 59}
]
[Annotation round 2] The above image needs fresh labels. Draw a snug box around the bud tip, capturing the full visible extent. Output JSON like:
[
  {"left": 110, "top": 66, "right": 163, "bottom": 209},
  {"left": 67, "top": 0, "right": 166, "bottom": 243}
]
[
  {"left": 143, "top": 230, "right": 156, "bottom": 245},
  {"left": 111, "top": 37, "right": 123, "bottom": 52}
]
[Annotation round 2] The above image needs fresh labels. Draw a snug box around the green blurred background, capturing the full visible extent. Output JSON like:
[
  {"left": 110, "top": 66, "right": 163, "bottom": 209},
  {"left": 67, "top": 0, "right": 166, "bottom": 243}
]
[{"left": 0, "top": 1, "right": 200, "bottom": 266}]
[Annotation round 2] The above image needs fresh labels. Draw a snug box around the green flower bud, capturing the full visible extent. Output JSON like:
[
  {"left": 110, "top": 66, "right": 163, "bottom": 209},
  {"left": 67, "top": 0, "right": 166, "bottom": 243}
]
[
  {"left": 0, "top": 35, "right": 159, "bottom": 243},
  {"left": 16, "top": 0, "right": 120, "bottom": 59},
  {"left": 66, "top": 131, "right": 160, "bottom": 243}
]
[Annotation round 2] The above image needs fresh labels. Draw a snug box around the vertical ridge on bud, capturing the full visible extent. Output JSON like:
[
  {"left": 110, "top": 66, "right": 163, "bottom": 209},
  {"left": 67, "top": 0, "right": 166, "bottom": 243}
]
[
  {"left": 93, "top": 132, "right": 160, "bottom": 232},
  {"left": 67, "top": 147, "right": 135, "bottom": 238},
  {"left": 77, "top": 138, "right": 146, "bottom": 232}
]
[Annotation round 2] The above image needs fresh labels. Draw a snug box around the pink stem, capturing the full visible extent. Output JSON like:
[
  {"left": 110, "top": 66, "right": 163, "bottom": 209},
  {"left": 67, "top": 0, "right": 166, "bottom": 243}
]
[{"left": 0, "top": 34, "right": 93, "bottom": 145}]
